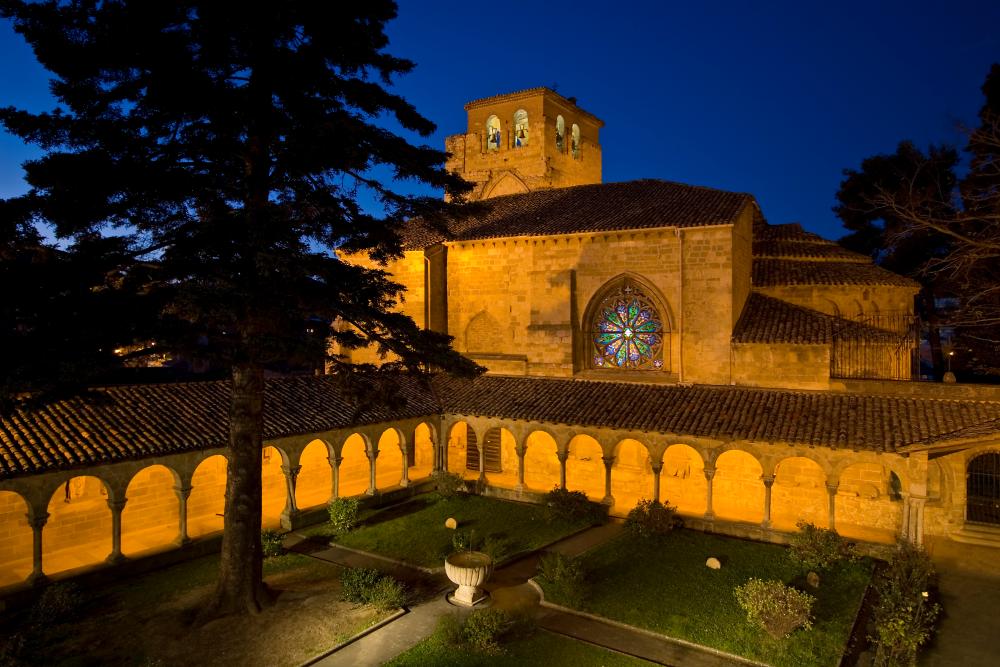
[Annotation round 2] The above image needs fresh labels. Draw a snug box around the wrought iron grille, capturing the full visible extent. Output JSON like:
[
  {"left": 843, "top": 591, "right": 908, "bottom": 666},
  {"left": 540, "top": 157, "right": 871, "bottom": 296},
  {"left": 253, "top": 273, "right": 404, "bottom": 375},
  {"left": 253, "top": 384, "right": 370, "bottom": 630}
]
[
  {"left": 967, "top": 453, "right": 1000, "bottom": 525},
  {"left": 465, "top": 428, "right": 479, "bottom": 471},
  {"left": 464, "top": 428, "right": 502, "bottom": 473},
  {"left": 830, "top": 311, "right": 920, "bottom": 381}
]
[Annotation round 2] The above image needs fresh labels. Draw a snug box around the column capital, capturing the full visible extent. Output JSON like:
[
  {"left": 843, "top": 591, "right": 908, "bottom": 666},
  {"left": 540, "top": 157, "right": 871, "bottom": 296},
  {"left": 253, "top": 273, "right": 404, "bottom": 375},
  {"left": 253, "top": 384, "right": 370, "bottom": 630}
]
[
  {"left": 825, "top": 482, "right": 839, "bottom": 496},
  {"left": 761, "top": 475, "right": 775, "bottom": 487},
  {"left": 650, "top": 462, "right": 663, "bottom": 475},
  {"left": 280, "top": 464, "right": 302, "bottom": 478},
  {"left": 556, "top": 450, "right": 569, "bottom": 463},
  {"left": 27, "top": 512, "right": 49, "bottom": 529},
  {"left": 328, "top": 454, "right": 343, "bottom": 466},
  {"left": 173, "top": 484, "right": 193, "bottom": 499},
  {"left": 703, "top": 467, "right": 716, "bottom": 481},
  {"left": 106, "top": 497, "right": 128, "bottom": 513},
  {"left": 601, "top": 455, "right": 616, "bottom": 467}
]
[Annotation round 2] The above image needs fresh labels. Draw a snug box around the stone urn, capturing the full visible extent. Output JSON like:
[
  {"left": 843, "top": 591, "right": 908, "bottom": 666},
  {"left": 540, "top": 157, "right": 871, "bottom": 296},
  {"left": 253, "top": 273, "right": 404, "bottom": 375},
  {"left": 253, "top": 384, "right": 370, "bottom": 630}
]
[{"left": 444, "top": 550, "right": 493, "bottom": 606}]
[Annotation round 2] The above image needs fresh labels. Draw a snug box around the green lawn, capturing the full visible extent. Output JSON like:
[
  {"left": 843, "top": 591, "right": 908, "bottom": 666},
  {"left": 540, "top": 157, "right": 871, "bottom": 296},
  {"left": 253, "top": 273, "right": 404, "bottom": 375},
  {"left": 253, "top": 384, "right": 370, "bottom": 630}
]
[
  {"left": 538, "top": 529, "right": 872, "bottom": 667},
  {"left": 310, "top": 495, "right": 591, "bottom": 569},
  {"left": 385, "top": 628, "right": 653, "bottom": 666}
]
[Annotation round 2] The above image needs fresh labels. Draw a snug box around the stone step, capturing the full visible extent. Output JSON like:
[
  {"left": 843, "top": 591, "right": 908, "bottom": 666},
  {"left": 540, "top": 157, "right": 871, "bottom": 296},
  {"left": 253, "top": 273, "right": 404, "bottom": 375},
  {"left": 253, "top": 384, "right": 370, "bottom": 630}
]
[{"left": 949, "top": 523, "right": 1000, "bottom": 547}]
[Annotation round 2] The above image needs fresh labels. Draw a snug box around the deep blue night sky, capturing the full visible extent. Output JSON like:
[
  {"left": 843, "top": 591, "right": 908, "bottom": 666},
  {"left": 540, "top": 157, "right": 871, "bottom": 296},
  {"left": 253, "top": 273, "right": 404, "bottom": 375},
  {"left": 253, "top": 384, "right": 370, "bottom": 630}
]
[{"left": 1, "top": 0, "right": 998, "bottom": 241}]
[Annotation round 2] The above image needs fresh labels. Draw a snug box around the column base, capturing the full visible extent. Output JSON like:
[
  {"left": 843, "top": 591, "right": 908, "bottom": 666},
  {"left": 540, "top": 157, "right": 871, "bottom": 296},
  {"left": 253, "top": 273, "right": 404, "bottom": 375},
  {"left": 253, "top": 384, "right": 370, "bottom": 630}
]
[
  {"left": 602, "top": 495, "right": 615, "bottom": 507},
  {"left": 760, "top": 520, "right": 771, "bottom": 530},
  {"left": 106, "top": 553, "right": 127, "bottom": 566},
  {"left": 28, "top": 572, "right": 48, "bottom": 587},
  {"left": 174, "top": 536, "right": 193, "bottom": 548},
  {"left": 703, "top": 512, "right": 715, "bottom": 521}
]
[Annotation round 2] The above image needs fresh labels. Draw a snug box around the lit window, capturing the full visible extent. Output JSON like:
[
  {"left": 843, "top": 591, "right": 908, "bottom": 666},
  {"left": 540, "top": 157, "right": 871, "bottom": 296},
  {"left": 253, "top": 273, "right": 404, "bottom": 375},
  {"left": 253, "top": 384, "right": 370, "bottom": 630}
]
[
  {"left": 555, "top": 115, "right": 565, "bottom": 151},
  {"left": 513, "top": 109, "right": 529, "bottom": 147},
  {"left": 591, "top": 281, "right": 665, "bottom": 370},
  {"left": 571, "top": 124, "right": 581, "bottom": 158},
  {"left": 486, "top": 115, "right": 501, "bottom": 151}
]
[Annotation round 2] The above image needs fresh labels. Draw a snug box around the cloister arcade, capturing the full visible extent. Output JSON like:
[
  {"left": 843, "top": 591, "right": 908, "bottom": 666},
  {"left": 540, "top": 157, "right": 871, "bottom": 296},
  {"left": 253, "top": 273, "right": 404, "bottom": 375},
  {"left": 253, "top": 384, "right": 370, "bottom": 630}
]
[
  {"left": 0, "top": 417, "right": 436, "bottom": 589},
  {"left": 0, "top": 409, "right": 973, "bottom": 592}
]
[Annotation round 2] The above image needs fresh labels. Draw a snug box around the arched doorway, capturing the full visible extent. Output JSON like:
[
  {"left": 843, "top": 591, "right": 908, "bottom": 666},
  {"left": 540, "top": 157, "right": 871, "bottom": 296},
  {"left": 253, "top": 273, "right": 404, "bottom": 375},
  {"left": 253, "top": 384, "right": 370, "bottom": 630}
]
[
  {"left": 967, "top": 452, "right": 1000, "bottom": 525},
  {"left": 340, "top": 433, "right": 370, "bottom": 497},
  {"left": 446, "top": 422, "right": 479, "bottom": 480},
  {"left": 484, "top": 427, "right": 518, "bottom": 489},
  {"left": 566, "top": 435, "right": 605, "bottom": 501},
  {"left": 188, "top": 455, "right": 227, "bottom": 538},
  {"left": 296, "top": 440, "right": 332, "bottom": 511},
  {"left": 0, "top": 491, "right": 32, "bottom": 587},
  {"left": 771, "top": 457, "right": 828, "bottom": 531},
  {"left": 121, "top": 465, "right": 180, "bottom": 557},
  {"left": 45, "top": 476, "right": 111, "bottom": 575},
  {"left": 611, "top": 439, "right": 653, "bottom": 516},
  {"left": 261, "top": 446, "right": 286, "bottom": 528},
  {"left": 376, "top": 429, "right": 404, "bottom": 491},
  {"left": 659, "top": 444, "right": 706, "bottom": 516},
  {"left": 523, "top": 431, "right": 558, "bottom": 492},
  {"left": 713, "top": 450, "right": 764, "bottom": 524},
  {"left": 409, "top": 422, "right": 435, "bottom": 481}
]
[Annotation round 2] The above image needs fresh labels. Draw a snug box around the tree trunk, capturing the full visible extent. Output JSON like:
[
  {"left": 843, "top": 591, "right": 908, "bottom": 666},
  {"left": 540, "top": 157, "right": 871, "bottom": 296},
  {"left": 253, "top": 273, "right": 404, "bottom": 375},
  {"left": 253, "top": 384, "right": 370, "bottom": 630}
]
[{"left": 200, "top": 363, "right": 270, "bottom": 619}]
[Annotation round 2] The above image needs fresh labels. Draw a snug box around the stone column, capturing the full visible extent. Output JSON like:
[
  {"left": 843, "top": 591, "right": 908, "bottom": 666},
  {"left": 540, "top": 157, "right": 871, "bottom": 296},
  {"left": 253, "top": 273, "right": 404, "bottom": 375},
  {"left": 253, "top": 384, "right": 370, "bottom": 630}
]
[
  {"left": 761, "top": 475, "right": 774, "bottom": 529},
  {"left": 366, "top": 449, "right": 378, "bottom": 495},
  {"left": 106, "top": 498, "right": 128, "bottom": 564},
  {"left": 329, "top": 454, "right": 342, "bottom": 500},
  {"left": 173, "top": 484, "right": 192, "bottom": 546},
  {"left": 602, "top": 456, "right": 615, "bottom": 505},
  {"left": 478, "top": 441, "right": 486, "bottom": 484},
  {"left": 703, "top": 466, "right": 716, "bottom": 520},
  {"left": 650, "top": 461, "right": 663, "bottom": 504},
  {"left": 280, "top": 465, "right": 301, "bottom": 528},
  {"left": 901, "top": 494, "right": 927, "bottom": 544},
  {"left": 27, "top": 511, "right": 49, "bottom": 585},
  {"left": 557, "top": 451, "right": 569, "bottom": 490},
  {"left": 400, "top": 449, "right": 411, "bottom": 488},
  {"left": 826, "top": 482, "right": 839, "bottom": 532},
  {"left": 516, "top": 449, "right": 526, "bottom": 491}
]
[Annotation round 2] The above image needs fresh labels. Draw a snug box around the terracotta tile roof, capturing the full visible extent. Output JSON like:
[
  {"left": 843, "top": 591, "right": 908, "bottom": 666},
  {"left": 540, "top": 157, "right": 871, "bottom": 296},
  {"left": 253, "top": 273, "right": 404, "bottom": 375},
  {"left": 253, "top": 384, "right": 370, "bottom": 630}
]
[
  {"left": 0, "top": 376, "right": 438, "bottom": 480},
  {"left": 753, "top": 259, "right": 919, "bottom": 288},
  {"left": 401, "top": 180, "right": 754, "bottom": 249},
  {"left": 733, "top": 293, "right": 899, "bottom": 344},
  {"left": 753, "top": 240, "right": 870, "bottom": 262},
  {"left": 432, "top": 375, "right": 1000, "bottom": 453}
]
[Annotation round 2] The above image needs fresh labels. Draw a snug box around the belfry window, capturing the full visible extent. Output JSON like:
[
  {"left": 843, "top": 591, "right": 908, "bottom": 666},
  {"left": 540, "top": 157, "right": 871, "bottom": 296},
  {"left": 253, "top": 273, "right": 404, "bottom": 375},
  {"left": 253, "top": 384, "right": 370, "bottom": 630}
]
[
  {"left": 590, "top": 279, "right": 666, "bottom": 370},
  {"left": 513, "top": 109, "right": 529, "bottom": 147},
  {"left": 571, "top": 123, "right": 581, "bottom": 158},
  {"left": 486, "top": 115, "right": 501, "bottom": 151},
  {"left": 555, "top": 115, "right": 565, "bottom": 151},
  {"left": 967, "top": 452, "right": 1000, "bottom": 525}
]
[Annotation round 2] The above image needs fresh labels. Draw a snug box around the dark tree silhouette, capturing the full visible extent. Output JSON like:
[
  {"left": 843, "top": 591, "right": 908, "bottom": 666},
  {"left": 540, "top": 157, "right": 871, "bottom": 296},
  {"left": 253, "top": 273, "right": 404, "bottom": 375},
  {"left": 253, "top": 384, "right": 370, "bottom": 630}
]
[
  {"left": 0, "top": 0, "right": 481, "bottom": 617},
  {"left": 834, "top": 64, "right": 1000, "bottom": 379}
]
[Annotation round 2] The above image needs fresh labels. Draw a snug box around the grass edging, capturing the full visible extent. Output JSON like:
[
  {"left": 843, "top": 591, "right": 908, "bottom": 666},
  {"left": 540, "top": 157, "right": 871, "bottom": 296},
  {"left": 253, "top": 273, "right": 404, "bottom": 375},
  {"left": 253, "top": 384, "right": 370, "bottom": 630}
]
[
  {"left": 526, "top": 577, "right": 770, "bottom": 667},
  {"left": 837, "top": 578, "right": 877, "bottom": 667},
  {"left": 297, "top": 607, "right": 408, "bottom": 667}
]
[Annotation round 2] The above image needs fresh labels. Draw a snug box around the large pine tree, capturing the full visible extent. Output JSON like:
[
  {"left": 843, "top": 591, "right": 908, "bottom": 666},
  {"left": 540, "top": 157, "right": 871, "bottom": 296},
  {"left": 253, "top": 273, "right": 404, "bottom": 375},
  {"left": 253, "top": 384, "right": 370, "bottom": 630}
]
[{"left": 0, "top": 0, "right": 480, "bottom": 616}]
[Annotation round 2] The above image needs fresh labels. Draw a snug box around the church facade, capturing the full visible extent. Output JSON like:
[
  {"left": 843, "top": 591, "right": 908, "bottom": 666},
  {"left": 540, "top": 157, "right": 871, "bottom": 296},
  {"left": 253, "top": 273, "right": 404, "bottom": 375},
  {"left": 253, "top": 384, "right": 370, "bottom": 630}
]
[{"left": 1, "top": 88, "right": 1000, "bottom": 596}]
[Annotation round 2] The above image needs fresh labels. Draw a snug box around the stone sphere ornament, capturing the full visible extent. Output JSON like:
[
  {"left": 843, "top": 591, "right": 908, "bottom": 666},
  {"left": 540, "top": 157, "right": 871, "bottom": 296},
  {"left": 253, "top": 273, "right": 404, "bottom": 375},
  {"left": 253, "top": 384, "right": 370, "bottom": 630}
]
[{"left": 445, "top": 517, "right": 458, "bottom": 530}]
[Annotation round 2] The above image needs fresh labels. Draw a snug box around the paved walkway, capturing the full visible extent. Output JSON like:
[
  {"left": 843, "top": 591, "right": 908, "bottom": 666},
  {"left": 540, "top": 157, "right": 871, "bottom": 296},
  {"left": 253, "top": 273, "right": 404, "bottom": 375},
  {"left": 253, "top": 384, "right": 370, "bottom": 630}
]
[{"left": 289, "top": 522, "right": 766, "bottom": 666}]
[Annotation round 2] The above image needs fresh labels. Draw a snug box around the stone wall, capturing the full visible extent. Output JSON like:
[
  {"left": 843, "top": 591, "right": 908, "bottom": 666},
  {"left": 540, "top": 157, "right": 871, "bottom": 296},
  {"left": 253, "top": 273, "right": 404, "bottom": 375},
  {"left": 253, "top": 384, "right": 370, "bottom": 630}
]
[
  {"left": 756, "top": 284, "right": 916, "bottom": 321},
  {"left": 732, "top": 343, "right": 831, "bottom": 390}
]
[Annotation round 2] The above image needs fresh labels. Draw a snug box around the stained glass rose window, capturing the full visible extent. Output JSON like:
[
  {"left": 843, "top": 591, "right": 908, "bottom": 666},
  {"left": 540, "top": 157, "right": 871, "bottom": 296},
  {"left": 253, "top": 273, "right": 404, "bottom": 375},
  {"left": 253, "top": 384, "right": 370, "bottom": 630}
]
[{"left": 591, "top": 282, "right": 664, "bottom": 370}]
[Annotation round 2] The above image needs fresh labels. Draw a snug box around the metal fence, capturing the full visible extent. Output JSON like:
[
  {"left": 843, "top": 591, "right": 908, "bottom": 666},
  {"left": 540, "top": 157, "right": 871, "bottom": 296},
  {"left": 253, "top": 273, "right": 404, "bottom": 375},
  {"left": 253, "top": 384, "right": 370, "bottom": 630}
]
[{"left": 830, "top": 312, "right": 920, "bottom": 381}]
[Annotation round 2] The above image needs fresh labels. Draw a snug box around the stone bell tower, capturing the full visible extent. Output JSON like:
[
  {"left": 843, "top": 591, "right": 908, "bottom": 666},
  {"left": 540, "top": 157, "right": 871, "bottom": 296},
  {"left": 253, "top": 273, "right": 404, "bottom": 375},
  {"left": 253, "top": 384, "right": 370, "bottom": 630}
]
[{"left": 445, "top": 87, "right": 604, "bottom": 201}]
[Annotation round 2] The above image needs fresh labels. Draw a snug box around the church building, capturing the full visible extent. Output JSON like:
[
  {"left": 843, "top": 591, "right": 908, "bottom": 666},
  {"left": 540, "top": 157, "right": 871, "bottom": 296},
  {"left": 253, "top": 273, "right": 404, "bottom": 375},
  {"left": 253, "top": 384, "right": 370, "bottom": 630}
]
[{"left": 1, "top": 88, "right": 999, "bottom": 595}]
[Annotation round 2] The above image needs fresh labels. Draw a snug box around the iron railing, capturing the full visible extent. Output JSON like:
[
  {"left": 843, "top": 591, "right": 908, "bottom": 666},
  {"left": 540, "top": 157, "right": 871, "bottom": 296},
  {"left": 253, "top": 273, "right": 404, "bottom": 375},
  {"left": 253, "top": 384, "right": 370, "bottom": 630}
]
[
  {"left": 967, "top": 452, "right": 1000, "bottom": 525},
  {"left": 830, "top": 311, "right": 920, "bottom": 381}
]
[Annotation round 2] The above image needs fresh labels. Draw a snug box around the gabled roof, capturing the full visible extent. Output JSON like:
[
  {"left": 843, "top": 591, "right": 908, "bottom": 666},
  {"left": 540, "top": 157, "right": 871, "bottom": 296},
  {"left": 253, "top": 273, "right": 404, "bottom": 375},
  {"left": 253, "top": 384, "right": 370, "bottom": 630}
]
[
  {"left": 401, "top": 180, "right": 754, "bottom": 249},
  {"left": 732, "top": 293, "right": 899, "bottom": 345}
]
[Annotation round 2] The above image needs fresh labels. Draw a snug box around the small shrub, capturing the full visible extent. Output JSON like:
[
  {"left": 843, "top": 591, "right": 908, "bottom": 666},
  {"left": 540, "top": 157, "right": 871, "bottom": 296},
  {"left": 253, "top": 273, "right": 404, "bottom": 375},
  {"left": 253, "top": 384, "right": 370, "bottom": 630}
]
[
  {"left": 624, "top": 499, "right": 681, "bottom": 539},
  {"left": 871, "top": 541, "right": 941, "bottom": 667},
  {"left": 340, "top": 567, "right": 384, "bottom": 604},
  {"left": 367, "top": 575, "right": 408, "bottom": 611},
  {"left": 788, "top": 521, "right": 854, "bottom": 571},
  {"left": 537, "top": 552, "right": 589, "bottom": 607},
  {"left": 543, "top": 487, "right": 605, "bottom": 525},
  {"left": 432, "top": 471, "right": 467, "bottom": 499},
  {"left": 28, "top": 583, "right": 83, "bottom": 626},
  {"left": 341, "top": 567, "right": 407, "bottom": 610},
  {"left": 452, "top": 529, "right": 472, "bottom": 551},
  {"left": 327, "top": 496, "right": 361, "bottom": 535},
  {"left": 260, "top": 529, "right": 284, "bottom": 559},
  {"left": 735, "top": 578, "right": 814, "bottom": 639},
  {"left": 481, "top": 535, "right": 510, "bottom": 562},
  {"left": 462, "top": 608, "right": 510, "bottom": 654}
]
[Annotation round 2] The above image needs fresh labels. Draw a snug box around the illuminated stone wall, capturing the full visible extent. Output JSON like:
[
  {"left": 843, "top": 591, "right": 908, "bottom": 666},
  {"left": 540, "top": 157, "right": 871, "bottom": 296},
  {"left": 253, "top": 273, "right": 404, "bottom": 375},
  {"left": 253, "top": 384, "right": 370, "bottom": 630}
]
[{"left": 732, "top": 343, "right": 831, "bottom": 390}]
